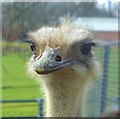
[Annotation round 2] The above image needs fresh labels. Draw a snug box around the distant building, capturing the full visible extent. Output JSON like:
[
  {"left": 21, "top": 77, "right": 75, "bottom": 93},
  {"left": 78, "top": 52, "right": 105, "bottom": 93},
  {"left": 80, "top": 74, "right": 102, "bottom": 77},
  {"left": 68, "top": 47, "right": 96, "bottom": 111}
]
[{"left": 73, "top": 17, "right": 118, "bottom": 41}]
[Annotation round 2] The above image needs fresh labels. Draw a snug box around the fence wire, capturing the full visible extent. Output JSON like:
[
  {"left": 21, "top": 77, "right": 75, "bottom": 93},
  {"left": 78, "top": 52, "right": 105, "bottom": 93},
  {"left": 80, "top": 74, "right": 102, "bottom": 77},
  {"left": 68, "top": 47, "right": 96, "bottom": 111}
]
[{"left": 81, "top": 41, "right": 119, "bottom": 117}]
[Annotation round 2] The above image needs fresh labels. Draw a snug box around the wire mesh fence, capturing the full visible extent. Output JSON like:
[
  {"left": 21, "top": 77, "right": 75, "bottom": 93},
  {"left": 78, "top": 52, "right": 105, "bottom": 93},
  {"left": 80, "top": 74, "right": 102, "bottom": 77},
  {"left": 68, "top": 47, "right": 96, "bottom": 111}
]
[{"left": 82, "top": 41, "right": 119, "bottom": 117}]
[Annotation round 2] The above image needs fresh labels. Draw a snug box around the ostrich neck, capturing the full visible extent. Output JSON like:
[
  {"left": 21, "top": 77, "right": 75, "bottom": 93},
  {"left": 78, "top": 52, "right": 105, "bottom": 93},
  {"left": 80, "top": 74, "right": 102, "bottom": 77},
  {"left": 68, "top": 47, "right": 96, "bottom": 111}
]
[{"left": 42, "top": 70, "right": 91, "bottom": 117}]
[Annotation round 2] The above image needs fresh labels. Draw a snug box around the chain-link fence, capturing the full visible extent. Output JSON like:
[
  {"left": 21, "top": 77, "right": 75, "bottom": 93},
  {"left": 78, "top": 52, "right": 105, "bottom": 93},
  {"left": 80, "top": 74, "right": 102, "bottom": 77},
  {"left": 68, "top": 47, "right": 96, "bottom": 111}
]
[{"left": 82, "top": 41, "right": 119, "bottom": 117}]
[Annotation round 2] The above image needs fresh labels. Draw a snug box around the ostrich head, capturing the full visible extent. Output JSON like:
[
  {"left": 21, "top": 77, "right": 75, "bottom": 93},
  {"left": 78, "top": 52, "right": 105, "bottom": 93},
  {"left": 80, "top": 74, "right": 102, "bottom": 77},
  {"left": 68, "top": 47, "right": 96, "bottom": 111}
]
[{"left": 26, "top": 21, "right": 100, "bottom": 79}]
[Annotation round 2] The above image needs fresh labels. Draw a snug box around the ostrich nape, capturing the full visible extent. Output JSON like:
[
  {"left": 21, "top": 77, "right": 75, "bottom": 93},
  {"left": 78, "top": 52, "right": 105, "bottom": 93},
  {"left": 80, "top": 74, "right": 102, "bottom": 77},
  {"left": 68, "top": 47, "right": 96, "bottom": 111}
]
[{"left": 26, "top": 20, "right": 100, "bottom": 117}]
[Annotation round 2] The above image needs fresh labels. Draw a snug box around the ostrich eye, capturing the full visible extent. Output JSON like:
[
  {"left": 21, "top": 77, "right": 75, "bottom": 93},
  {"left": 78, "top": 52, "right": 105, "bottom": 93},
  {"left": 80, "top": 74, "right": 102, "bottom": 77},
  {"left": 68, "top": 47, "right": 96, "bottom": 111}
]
[
  {"left": 80, "top": 41, "right": 94, "bottom": 55},
  {"left": 30, "top": 44, "right": 36, "bottom": 52}
]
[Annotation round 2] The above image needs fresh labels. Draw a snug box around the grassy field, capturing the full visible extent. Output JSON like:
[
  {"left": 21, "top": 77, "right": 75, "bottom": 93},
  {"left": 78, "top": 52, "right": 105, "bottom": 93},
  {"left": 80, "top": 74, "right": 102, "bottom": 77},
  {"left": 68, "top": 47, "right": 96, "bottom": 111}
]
[
  {"left": 2, "top": 42, "right": 43, "bottom": 117},
  {"left": 2, "top": 42, "right": 118, "bottom": 117}
]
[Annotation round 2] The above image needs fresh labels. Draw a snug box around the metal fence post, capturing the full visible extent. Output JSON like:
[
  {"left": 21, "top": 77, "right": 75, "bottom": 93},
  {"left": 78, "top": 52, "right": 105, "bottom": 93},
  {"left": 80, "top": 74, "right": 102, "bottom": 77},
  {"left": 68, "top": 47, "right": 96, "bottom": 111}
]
[
  {"left": 37, "top": 98, "right": 44, "bottom": 117},
  {"left": 100, "top": 45, "right": 110, "bottom": 114}
]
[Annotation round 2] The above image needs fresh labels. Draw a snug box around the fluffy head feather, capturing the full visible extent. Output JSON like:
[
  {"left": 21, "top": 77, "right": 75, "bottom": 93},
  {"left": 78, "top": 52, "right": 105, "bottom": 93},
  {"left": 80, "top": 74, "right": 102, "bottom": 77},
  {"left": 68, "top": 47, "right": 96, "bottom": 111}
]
[{"left": 27, "top": 20, "right": 99, "bottom": 77}]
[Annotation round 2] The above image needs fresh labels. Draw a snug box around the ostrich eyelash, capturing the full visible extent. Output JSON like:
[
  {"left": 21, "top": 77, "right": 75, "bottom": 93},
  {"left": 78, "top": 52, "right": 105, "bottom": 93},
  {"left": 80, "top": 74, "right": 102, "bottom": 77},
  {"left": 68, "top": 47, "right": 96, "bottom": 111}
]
[
  {"left": 24, "top": 39, "right": 37, "bottom": 56},
  {"left": 82, "top": 38, "right": 96, "bottom": 46},
  {"left": 80, "top": 39, "right": 97, "bottom": 56},
  {"left": 24, "top": 39, "right": 37, "bottom": 52},
  {"left": 25, "top": 39, "right": 35, "bottom": 44}
]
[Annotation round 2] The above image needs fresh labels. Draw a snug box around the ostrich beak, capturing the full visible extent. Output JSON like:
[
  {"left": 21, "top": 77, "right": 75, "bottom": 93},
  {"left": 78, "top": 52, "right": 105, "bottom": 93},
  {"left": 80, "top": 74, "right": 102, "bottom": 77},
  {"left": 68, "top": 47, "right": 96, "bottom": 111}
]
[{"left": 33, "top": 47, "right": 78, "bottom": 74}]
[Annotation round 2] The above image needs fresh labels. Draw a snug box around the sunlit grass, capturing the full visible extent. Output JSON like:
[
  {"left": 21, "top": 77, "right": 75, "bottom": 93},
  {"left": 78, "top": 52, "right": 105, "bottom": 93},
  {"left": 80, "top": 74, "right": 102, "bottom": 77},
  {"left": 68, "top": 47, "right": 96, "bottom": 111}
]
[
  {"left": 2, "top": 45, "right": 44, "bottom": 116},
  {"left": 2, "top": 102, "right": 38, "bottom": 117}
]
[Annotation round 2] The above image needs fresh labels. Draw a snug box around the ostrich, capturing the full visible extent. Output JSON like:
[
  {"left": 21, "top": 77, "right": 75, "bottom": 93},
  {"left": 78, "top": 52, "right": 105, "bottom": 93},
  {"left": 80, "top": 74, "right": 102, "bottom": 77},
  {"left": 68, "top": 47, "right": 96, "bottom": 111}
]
[{"left": 26, "top": 20, "right": 101, "bottom": 117}]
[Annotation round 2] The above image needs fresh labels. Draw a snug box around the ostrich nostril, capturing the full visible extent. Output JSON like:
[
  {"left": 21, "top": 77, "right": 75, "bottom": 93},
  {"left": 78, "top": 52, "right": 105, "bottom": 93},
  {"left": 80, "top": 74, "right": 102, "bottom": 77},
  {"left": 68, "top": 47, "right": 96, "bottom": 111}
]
[
  {"left": 37, "top": 55, "right": 42, "bottom": 60},
  {"left": 55, "top": 55, "right": 62, "bottom": 62}
]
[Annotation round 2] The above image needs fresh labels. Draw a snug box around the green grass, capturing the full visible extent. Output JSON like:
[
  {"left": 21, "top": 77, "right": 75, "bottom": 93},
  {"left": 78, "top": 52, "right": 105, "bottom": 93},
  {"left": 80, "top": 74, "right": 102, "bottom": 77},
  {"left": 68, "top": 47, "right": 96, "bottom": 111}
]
[
  {"left": 2, "top": 102, "right": 38, "bottom": 117},
  {"left": 2, "top": 53, "right": 42, "bottom": 100},
  {"left": 106, "top": 48, "right": 118, "bottom": 111},
  {"left": 2, "top": 42, "right": 118, "bottom": 117},
  {"left": 2, "top": 51, "right": 43, "bottom": 117}
]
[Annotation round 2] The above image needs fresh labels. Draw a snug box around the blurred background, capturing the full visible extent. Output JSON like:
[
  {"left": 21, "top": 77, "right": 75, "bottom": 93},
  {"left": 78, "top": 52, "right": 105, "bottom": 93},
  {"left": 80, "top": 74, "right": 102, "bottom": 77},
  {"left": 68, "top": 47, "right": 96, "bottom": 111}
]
[{"left": 1, "top": 0, "right": 119, "bottom": 117}]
